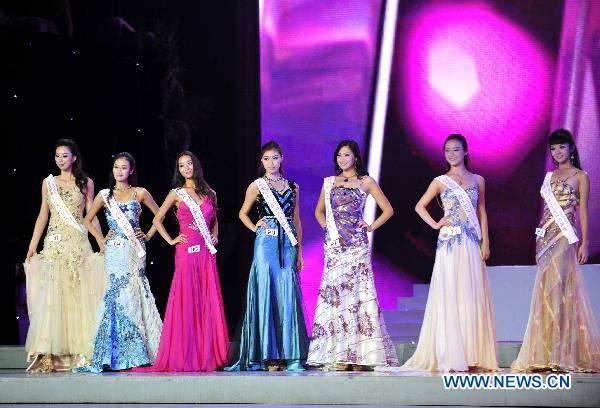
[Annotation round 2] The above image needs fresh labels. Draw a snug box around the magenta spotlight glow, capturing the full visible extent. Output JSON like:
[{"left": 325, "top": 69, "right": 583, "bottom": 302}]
[
  {"left": 428, "top": 44, "right": 481, "bottom": 108},
  {"left": 397, "top": 2, "right": 554, "bottom": 175}
]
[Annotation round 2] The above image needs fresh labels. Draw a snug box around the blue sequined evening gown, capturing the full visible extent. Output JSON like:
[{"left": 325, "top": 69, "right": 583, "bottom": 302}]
[{"left": 80, "top": 191, "right": 162, "bottom": 372}]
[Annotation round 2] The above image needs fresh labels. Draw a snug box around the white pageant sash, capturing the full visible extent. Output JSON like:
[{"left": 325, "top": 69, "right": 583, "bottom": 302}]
[
  {"left": 323, "top": 176, "right": 341, "bottom": 247},
  {"left": 174, "top": 188, "right": 217, "bottom": 255},
  {"left": 254, "top": 178, "right": 297, "bottom": 246},
  {"left": 45, "top": 175, "right": 87, "bottom": 235},
  {"left": 100, "top": 189, "right": 145, "bottom": 258},
  {"left": 435, "top": 175, "right": 482, "bottom": 241},
  {"left": 540, "top": 172, "right": 579, "bottom": 244}
]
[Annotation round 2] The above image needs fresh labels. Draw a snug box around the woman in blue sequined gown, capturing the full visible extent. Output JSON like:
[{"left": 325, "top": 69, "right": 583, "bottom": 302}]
[
  {"left": 226, "top": 141, "right": 309, "bottom": 371},
  {"left": 402, "top": 134, "right": 497, "bottom": 372},
  {"left": 79, "top": 153, "right": 163, "bottom": 372}
]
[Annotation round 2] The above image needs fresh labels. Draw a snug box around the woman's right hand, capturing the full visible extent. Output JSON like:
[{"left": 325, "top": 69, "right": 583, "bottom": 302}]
[
  {"left": 254, "top": 217, "right": 268, "bottom": 232},
  {"left": 169, "top": 234, "right": 188, "bottom": 246},
  {"left": 434, "top": 217, "right": 452, "bottom": 230},
  {"left": 104, "top": 230, "right": 115, "bottom": 243},
  {"left": 25, "top": 247, "right": 36, "bottom": 263}
]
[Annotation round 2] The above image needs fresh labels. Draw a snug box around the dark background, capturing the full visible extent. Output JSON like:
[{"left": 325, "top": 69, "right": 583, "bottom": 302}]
[{"left": 1, "top": 0, "right": 260, "bottom": 344}]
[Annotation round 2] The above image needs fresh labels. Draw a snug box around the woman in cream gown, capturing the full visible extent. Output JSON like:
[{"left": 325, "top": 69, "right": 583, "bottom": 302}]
[
  {"left": 400, "top": 134, "right": 498, "bottom": 372},
  {"left": 25, "top": 139, "right": 105, "bottom": 372}
]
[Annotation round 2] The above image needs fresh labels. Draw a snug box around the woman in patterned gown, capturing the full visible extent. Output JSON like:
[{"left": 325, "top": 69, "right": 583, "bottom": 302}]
[
  {"left": 78, "top": 152, "right": 163, "bottom": 372},
  {"left": 226, "top": 141, "right": 309, "bottom": 372},
  {"left": 399, "top": 134, "right": 497, "bottom": 372},
  {"left": 137, "top": 151, "right": 229, "bottom": 372},
  {"left": 24, "top": 139, "right": 105, "bottom": 372},
  {"left": 307, "top": 140, "right": 398, "bottom": 371},
  {"left": 512, "top": 129, "right": 600, "bottom": 372}
]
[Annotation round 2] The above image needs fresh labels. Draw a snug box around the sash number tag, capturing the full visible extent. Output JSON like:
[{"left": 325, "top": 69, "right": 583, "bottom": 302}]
[
  {"left": 109, "top": 239, "right": 124, "bottom": 248},
  {"left": 188, "top": 244, "right": 201, "bottom": 254},
  {"left": 447, "top": 226, "right": 462, "bottom": 236},
  {"left": 265, "top": 228, "right": 279, "bottom": 237},
  {"left": 48, "top": 234, "right": 62, "bottom": 242},
  {"left": 535, "top": 228, "right": 546, "bottom": 238}
]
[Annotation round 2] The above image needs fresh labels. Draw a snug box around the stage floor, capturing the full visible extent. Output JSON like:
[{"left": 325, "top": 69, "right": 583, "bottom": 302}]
[{"left": 1, "top": 368, "right": 599, "bottom": 407}]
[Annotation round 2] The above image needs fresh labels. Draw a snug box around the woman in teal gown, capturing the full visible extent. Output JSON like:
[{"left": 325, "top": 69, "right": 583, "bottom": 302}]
[{"left": 226, "top": 141, "right": 308, "bottom": 371}]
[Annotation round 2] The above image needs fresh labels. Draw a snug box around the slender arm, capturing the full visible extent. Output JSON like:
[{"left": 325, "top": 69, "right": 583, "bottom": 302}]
[
  {"left": 26, "top": 180, "right": 51, "bottom": 261},
  {"left": 314, "top": 184, "right": 326, "bottom": 230},
  {"left": 239, "top": 182, "right": 260, "bottom": 232},
  {"left": 152, "top": 191, "right": 179, "bottom": 244},
  {"left": 363, "top": 176, "right": 394, "bottom": 231},
  {"left": 415, "top": 180, "right": 444, "bottom": 229}
]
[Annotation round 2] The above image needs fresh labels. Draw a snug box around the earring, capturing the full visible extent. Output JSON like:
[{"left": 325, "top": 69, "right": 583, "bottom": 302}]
[{"left": 570, "top": 153, "right": 575, "bottom": 162}]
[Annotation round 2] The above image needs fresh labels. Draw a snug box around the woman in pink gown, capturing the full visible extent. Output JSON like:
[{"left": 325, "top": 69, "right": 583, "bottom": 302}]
[{"left": 136, "top": 151, "right": 229, "bottom": 371}]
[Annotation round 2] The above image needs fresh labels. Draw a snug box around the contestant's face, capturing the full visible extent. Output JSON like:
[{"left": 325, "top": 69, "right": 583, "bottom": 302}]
[
  {"left": 55, "top": 146, "right": 76, "bottom": 171},
  {"left": 178, "top": 155, "right": 194, "bottom": 179},
  {"left": 444, "top": 139, "right": 466, "bottom": 167},
  {"left": 262, "top": 150, "right": 282, "bottom": 175},
  {"left": 337, "top": 146, "right": 356, "bottom": 171},
  {"left": 550, "top": 143, "right": 571, "bottom": 165},
  {"left": 113, "top": 158, "right": 133, "bottom": 183}
]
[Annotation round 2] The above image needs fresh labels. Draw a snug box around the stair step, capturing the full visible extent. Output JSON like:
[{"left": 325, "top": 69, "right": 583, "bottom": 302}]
[
  {"left": 412, "top": 284, "right": 430, "bottom": 298},
  {"left": 393, "top": 341, "right": 522, "bottom": 368},
  {"left": 397, "top": 296, "right": 428, "bottom": 311},
  {"left": 390, "top": 335, "right": 420, "bottom": 344},
  {"left": 386, "top": 322, "right": 422, "bottom": 337},
  {"left": 0, "top": 346, "right": 27, "bottom": 369},
  {"left": 381, "top": 309, "right": 425, "bottom": 324}
]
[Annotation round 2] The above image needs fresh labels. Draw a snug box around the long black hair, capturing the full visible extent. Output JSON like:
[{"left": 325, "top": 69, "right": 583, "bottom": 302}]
[
  {"left": 108, "top": 152, "right": 138, "bottom": 200},
  {"left": 333, "top": 139, "right": 368, "bottom": 177},
  {"left": 172, "top": 151, "right": 217, "bottom": 204},
  {"left": 257, "top": 141, "right": 284, "bottom": 177},
  {"left": 444, "top": 133, "right": 469, "bottom": 170},
  {"left": 549, "top": 128, "right": 582, "bottom": 169},
  {"left": 54, "top": 138, "right": 89, "bottom": 194}
]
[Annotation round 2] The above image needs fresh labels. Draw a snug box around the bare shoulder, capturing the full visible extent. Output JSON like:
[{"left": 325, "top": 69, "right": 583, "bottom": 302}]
[
  {"left": 361, "top": 175, "right": 377, "bottom": 186},
  {"left": 136, "top": 187, "right": 149, "bottom": 197},
  {"left": 430, "top": 178, "right": 444, "bottom": 190},
  {"left": 246, "top": 182, "right": 259, "bottom": 195},
  {"left": 473, "top": 173, "right": 485, "bottom": 185},
  {"left": 577, "top": 170, "right": 590, "bottom": 181},
  {"left": 86, "top": 177, "right": 95, "bottom": 188}
]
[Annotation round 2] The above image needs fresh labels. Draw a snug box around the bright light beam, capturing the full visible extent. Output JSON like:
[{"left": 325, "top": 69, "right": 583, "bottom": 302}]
[{"left": 365, "top": 0, "right": 399, "bottom": 246}]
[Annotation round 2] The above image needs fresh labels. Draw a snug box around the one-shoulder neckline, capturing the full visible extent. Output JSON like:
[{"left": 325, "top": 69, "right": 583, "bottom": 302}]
[
  {"left": 113, "top": 198, "right": 141, "bottom": 206},
  {"left": 332, "top": 185, "right": 367, "bottom": 195},
  {"left": 442, "top": 184, "right": 478, "bottom": 193},
  {"left": 550, "top": 179, "right": 577, "bottom": 195},
  {"left": 177, "top": 198, "right": 208, "bottom": 210}
]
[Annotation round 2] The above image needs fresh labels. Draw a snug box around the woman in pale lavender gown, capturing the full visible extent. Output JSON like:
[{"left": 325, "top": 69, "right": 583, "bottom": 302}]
[
  {"left": 307, "top": 140, "right": 398, "bottom": 371},
  {"left": 512, "top": 129, "right": 600, "bottom": 372},
  {"left": 401, "top": 134, "right": 497, "bottom": 372},
  {"left": 137, "top": 151, "right": 228, "bottom": 372}
]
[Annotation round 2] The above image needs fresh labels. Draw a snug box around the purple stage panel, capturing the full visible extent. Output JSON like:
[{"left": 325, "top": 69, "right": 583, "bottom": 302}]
[{"left": 259, "top": 0, "right": 414, "bottom": 329}]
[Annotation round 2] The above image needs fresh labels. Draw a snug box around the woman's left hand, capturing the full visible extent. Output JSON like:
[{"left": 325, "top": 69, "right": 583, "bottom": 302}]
[
  {"left": 211, "top": 233, "right": 218, "bottom": 246},
  {"left": 480, "top": 242, "right": 490, "bottom": 262},
  {"left": 297, "top": 254, "right": 304, "bottom": 272},
  {"left": 134, "top": 228, "right": 148, "bottom": 242},
  {"left": 578, "top": 243, "right": 589, "bottom": 264},
  {"left": 357, "top": 219, "right": 373, "bottom": 232}
]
